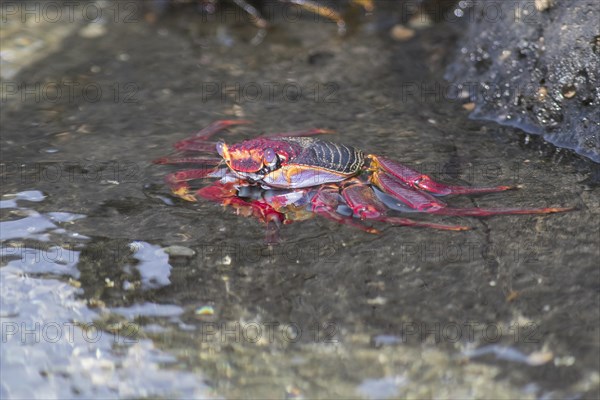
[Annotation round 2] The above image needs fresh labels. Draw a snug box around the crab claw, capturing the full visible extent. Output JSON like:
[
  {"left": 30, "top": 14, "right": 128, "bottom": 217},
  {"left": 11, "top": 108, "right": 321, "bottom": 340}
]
[
  {"left": 164, "top": 168, "right": 225, "bottom": 202},
  {"left": 197, "top": 182, "right": 285, "bottom": 225},
  {"left": 196, "top": 181, "right": 238, "bottom": 202}
]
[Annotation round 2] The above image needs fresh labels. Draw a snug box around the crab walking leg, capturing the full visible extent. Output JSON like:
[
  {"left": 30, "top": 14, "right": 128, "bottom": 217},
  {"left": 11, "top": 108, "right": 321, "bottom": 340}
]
[
  {"left": 226, "top": 197, "right": 285, "bottom": 223},
  {"left": 283, "top": 0, "right": 346, "bottom": 31},
  {"left": 371, "top": 156, "right": 515, "bottom": 195},
  {"left": 174, "top": 141, "right": 220, "bottom": 152},
  {"left": 342, "top": 184, "right": 471, "bottom": 231},
  {"left": 262, "top": 128, "right": 336, "bottom": 138},
  {"left": 154, "top": 156, "right": 222, "bottom": 165},
  {"left": 431, "top": 206, "right": 574, "bottom": 217},
  {"left": 232, "top": 0, "right": 268, "bottom": 29},
  {"left": 311, "top": 187, "right": 380, "bottom": 234},
  {"left": 173, "top": 120, "right": 253, "bottom": 149},
  {"left": 372, "top": 216, "right": 471, "bottom": 231},
  {"left": 341, "top": 182, "right": 388, "bottom": 219},
  {"left": 371, "top": 171, "right": 448, "bottom": 211},
  {"left": 316, "top": 207, "right": 380, "bottom": 234},
  {"left": 373, "top": 171, "right": 572, "bottom": 217}
]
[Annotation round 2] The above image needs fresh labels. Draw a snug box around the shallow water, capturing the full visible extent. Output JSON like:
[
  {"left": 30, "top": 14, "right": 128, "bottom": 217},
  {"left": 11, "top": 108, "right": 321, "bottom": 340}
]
[{"left": 1, "top": 2, "right": 599, "bottom": 399}]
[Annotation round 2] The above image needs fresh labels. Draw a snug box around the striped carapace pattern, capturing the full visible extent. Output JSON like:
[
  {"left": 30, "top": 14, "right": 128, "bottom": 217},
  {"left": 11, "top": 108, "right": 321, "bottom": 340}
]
[{"left": 279, "top": 137, "right": 364, "bottom": 175}]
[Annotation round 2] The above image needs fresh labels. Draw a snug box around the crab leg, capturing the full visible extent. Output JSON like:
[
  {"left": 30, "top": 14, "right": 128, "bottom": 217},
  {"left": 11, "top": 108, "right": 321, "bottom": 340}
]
[
  {"left": 283, "top": 0, "right": 346, "bottom": 31},
  {"left": 342, "top": 184, "right": 471, "bottom": 231},
  {"left": 316, "top": 207, "right": 380, "bottom": 234},
  {"left": 311, "top": 187, "right": 380, "bottom": 234},
  {"left": 371, "top": 171, "right": 447, "bottom": 211},
  {"left": 341, "top": 183, "right": 385, "bottom": 219},
  {"left": 224, "top": 197, "right": 284, "bottom": 223},
  {"left": 232, "top": 0, "right": 268, "bottom": 29},
  {"left": 193, "top": 119, "right": 253, "bottom": 140},
  {"left": 174, "top": 141, "right": 220, "bottom": 153},
  {"left": 375, "top": 216, "right": 471, "bottom": 231},
  {"left": 431, "top": 206, "right": 573, "bottom": 217},
  {"left": 173, "top": 120, "right": 253, "bottom": 150},
  {"left": 373, "top": 171, "right": 572, "bottom": 217},
  {"left": 154, "top": 156, "right": 222, "bottom": 165},
  {"left": 370, "top": 156, "right": 515, "bottom": 196}
]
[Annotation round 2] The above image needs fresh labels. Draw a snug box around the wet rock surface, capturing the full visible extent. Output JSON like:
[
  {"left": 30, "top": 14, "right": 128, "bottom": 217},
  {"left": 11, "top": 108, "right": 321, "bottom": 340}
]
[
  {"left": 445, "top": 0, "right": 600, "bottom": 162},
  {"left": 1, "top": 1, "right": 599, "bottom": 399}
]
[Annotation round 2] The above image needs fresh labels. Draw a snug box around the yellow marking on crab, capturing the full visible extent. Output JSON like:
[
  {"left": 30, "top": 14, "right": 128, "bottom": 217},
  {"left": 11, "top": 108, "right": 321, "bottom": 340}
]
[
  {"left": 365, "top": 154, "right": 380, "bottom": 172},
  {"left": 368, "top": 170, "right": 382, "bottom": 187},
  {"left": 291, "top": 2, "right": 344, "bottom": 26},
  {"left": 227, "top": 148, "right": 265, "bottom": 172},
  {"left": 173, "top": 186, "right": 197, "bottom": 202},
  {"left": 284, "top": 165, "right": 300, "bottom": 184},
  {"left": 220, "top": 142, "right": 230, "bottom": 159},
  {"left": 220, "top": 143, "right": 236, "bottom": 172},
  {"left": 264, "top": 164, "right": 354, "bottom": 188}
]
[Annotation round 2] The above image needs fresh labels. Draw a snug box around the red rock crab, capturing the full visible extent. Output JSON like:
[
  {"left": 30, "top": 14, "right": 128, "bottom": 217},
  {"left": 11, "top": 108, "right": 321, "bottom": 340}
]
[{"left": 155, "top": 120, "right": 571, "bottom": 237}]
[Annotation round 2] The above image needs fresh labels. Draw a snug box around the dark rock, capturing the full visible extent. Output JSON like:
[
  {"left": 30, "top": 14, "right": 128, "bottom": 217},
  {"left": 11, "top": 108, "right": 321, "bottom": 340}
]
[{"left": 445, "top": 0, "right": 600, "bottom": 162}]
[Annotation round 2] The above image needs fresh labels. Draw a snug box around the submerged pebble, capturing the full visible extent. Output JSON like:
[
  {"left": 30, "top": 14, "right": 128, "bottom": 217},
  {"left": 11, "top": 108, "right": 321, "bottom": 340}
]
[
  {"left": 163, "top": 245, "right": 196, "bottom": 257},
  {"left": 79, "top": 23, "right": 106, "bottom": 38},
  {"left": 390, "top": 25, "right": 415, "bottom": 41}
]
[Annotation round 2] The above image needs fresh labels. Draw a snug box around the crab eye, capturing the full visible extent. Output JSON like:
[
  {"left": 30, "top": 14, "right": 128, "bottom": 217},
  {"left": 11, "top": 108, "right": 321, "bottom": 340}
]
[
  {"left": 216, "top": 141, "right": 225, "bottom": 157},
  {"left": 263, "top": 148, "right": 277, "bottom": 164}
]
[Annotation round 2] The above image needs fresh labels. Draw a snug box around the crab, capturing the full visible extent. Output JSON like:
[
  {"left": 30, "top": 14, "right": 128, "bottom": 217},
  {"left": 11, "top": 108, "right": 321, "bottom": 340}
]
[
  {"left": 155, "top": 120, "right": 571, "bottom": 238},
  {"left": 161, "top": 0, "right": 374, "bottom": 32},
  {"left": 226, "top": 0, "right": 374, "bottom": 31}
]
